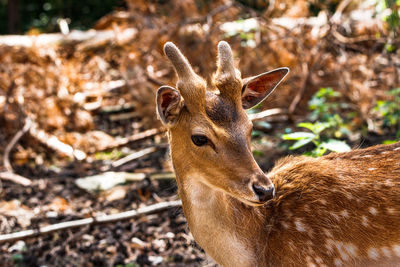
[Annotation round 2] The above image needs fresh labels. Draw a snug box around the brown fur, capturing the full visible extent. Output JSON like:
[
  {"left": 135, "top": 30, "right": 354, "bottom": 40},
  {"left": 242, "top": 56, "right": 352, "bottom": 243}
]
[{"left": 156, "top": 41, "right": 400, "bottom": 266}]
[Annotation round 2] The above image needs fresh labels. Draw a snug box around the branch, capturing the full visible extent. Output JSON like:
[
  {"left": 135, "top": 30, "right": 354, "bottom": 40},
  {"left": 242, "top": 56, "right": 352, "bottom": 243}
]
[
  {"left": 0, "top": 200, "right": 182, "bottom": 243},
  {"left": 3, "top": 118, "right": 32, "bottom": 172},
  {"left": 29, "top": 122, "right": 86, "bottom": 160},
  {"left": 0, "top": 171, "right": 32, "bottom": 186},
  {"left": 111, "top": 147, "right": 157, "bottom": 168},
  {"left": 1, "top": 118, "right": 32, "bottom": 186},
  {"left": 0, "top": 28, "right": 137, "bottom": 48},
  {"left": 248, "top": 108, "right": 286, "bottom": 121},
  {"left": 99, "top": 128, "right": 164, "bottom": 151}
]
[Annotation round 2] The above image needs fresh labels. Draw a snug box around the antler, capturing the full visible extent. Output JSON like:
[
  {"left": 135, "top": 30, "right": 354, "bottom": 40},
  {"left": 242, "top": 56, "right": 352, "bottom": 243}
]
[
  {"left": 163, "top": 42, "right": 206, "bottom": 111},
  {"left": 214, "top": 41, "right": 242, "bottom": 103}
]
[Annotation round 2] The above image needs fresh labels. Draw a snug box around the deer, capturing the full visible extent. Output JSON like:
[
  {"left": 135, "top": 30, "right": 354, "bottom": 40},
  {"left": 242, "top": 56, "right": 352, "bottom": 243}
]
[{"left": 155, "top": 40, "right": 400, "bottom": 267}]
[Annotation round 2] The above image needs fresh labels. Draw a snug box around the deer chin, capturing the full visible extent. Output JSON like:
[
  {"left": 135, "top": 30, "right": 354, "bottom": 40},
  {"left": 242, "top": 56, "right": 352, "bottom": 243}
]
[
  {"left": 224, "top": 189, "right": 269, "bottom": 207},
  {"left": 239, "top": 198, "right": 267, "bottom": 207}
]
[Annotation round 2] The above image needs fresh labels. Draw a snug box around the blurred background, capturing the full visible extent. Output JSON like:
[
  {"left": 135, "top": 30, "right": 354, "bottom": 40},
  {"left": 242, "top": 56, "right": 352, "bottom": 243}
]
[{"left": 0, "top": 0, "right": 399, "bottom": 266}]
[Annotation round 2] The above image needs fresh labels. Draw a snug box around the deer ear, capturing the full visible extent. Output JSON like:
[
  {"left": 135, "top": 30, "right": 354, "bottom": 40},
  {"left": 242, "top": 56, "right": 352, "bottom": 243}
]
[
  {"left": 241, "top": 67, "right": 289, "bottom": 109},
  {"left": 156, "top": 86, "right": 184, "bottom": 126}
]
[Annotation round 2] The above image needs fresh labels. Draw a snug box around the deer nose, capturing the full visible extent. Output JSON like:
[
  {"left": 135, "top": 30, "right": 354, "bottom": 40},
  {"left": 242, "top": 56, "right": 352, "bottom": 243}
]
[{"left": 252, "top": 183, "right": 275, "bottom": 202}]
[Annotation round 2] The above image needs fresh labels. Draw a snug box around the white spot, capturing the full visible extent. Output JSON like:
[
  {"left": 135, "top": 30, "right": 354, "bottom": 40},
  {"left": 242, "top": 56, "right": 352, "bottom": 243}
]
[
  {"left": 361, "top": 155, "right": 373, "bottom": 158},
  {"left": 306, "top": 256, "right": 316, "bottom": 267},
  {"left": 368, "top": 167, "right": 376, "bottom": 171},
  {"left": 368, "top": 248, "right": 379, "bottom": 260},
  {"left": 392, "top": 245, "right": 400, "bottom": 257},
  {"left": 281, "top": 221, "right": 289, "bottom": 229},
  {"left": 381, "top": 247, "right": 392, "bottom": 258},
  {"left": 324, "top": 229, "right": 333, "bottom": 238},
  {"left": 339, "top": 248, "right": 349, "bottom": 261},
  {"left": 394, "top": 147, "right": 400, "bottom": 151},
  {"left": 334, "top": 258, "right": 343, "bottom": 266},
  {"left": 362, "top": 216, "right": 369, "bottom": 227},
  {"left": 381, "top": 151, "right": 389, "bottom": 154},
  {"left": 344, "top": 192, "right": 354, "bottom": 200},
  {"left": 294, "top": 218, "right": 307, "bottom": 232},
  {"left": 337, "top": 174, "right": 345, "bottom": 180},
  {"left": 325, "top": 239, "right": 334, "bottom": 252},
  {"left": 340, "top": 210, "right": 349, "bottom": 218},
  {"left": 343, "top": 243, "right": 358, "bottom": 257},
  {"left": 385, "top": 180, "right": 394, "bottom": 187},
  {"left": 315, "top": 257, "right": 323, "bottom": 264},
  {"left": 387, "top": 207, "right": 396, "bottom": 214},
  {"left": 284, "top": 210, "right": 293, "bottom": 218},
  {"left": 331, "top": 212, "right": 340, "bottom": 221},
  {"left": 369, "top": 207, "right": 378, "bottom": 215},
  {"left": 304, "top": 204, "right": 311, "bottom": 212}
]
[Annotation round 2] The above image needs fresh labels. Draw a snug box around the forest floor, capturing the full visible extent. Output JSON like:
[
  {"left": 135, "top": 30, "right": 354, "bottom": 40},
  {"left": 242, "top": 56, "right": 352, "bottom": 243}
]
[{"left": 1, "top": 0, "right": 400, "bottom": 266}]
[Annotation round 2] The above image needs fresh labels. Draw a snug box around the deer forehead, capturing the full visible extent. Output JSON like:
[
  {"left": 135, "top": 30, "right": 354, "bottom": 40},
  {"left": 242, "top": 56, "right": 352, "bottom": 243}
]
[
  {"left": 205, "top": 92, "right": 240, "bottom": 124},
  {"left": 182, "top": 91, "right": 250, "bottom": 135}
]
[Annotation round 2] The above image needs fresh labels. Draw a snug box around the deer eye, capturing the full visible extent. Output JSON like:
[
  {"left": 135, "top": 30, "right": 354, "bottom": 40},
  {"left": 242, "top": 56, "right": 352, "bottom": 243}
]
[{"left": 191, "top": 135, "right": 208, "bottom": 146}]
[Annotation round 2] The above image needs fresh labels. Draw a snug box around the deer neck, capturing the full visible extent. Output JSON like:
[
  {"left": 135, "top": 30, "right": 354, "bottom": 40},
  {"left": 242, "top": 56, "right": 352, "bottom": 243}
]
[{"left": 172, "top": 163, "right": 268, "bottom": 266}]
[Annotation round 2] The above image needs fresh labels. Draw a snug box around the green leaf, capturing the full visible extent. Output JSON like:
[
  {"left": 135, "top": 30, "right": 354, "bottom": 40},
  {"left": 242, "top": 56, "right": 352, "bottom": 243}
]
[
  {"left": 297, "top": 122, "right": 315, "bottom": 131},
  {"left": 282, "top": 132, "right": 316, "bottom": 140},
  {"left": 313, "top": 144, "right": 328, "bottom": 157},
  {"left": 383, "top": 140, "right": 398, "bottom": 144},
  {"left": 321, "top": 139, "right": 351, "bottom": 153},
  {"left": 289, "top": 137, "right": 314, "bottom": 150},
  {"left": 298, "top": 122, "right": 330, "bottom": 134},
  {"left": 251, "top": 130, "right": 262, "bottom": 137},
  {"left": 253, "top": 150, "right": 264, "bottom": 156}
]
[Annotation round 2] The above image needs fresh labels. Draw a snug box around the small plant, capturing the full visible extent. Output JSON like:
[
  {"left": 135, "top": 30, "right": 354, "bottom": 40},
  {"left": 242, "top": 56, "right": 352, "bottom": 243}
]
[
  {"left": 308, "top": 87, "right": 351, "bottom": 138},
  {"left": 374, "top": 87, "right": 400, "bottom": 139},
  {"left": 375, "top": 0, "right": 400, "bottom": 52},
  {"left": 94, "top": 149, "right": 125, "bottom": 161},
  {"left": 282, "top": 87, "right": 351, "bottom": 157},
  {"left": 282, "top": 122, "right": 350, "bottom": 157}
]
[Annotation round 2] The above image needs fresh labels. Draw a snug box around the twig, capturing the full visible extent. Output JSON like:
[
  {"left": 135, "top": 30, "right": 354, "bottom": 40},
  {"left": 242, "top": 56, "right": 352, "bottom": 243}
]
[
  {"left": 112, "top": 147, "right": 157, "bottom": 168},
  {"left": 1, "top": 118, "right": 32, "bottom": 186},
  {"left": 109, "top": 111, "right": 140, "bottom": 121},
  {"left": 99, "top": 128, "right": 164, "bottom": 151},
  {"left": 149, "top": 172, "right": 176, "bottom": 180},
  {"left": 248, "top": 108, "right": 286, "bottom": 121},
  {"left": 0, "top": 28, "right": 137, "bottom": 47},
  {"left": 0, "top": 200, "right": 182, "bottom": 243},
  {"left": 4, "top": 118, "right": 32, "bottom": 172},
  {"left": 3, "top": 118, "right": 31, "bottom": 172},
  {"left": 100, "top": 102, "right": 135, "bottom": 113},
  {"left": 29, "top": 122, "right": 86, "bottom": 160},
  {"left": 0, "top": 171, "right": 32, "bottom": 186}
]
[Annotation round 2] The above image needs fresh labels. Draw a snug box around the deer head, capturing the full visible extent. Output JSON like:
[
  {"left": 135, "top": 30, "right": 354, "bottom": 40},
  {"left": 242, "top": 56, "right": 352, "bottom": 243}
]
[{"left": 156, "top": 41, "right": 289, "bottom": 206}]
